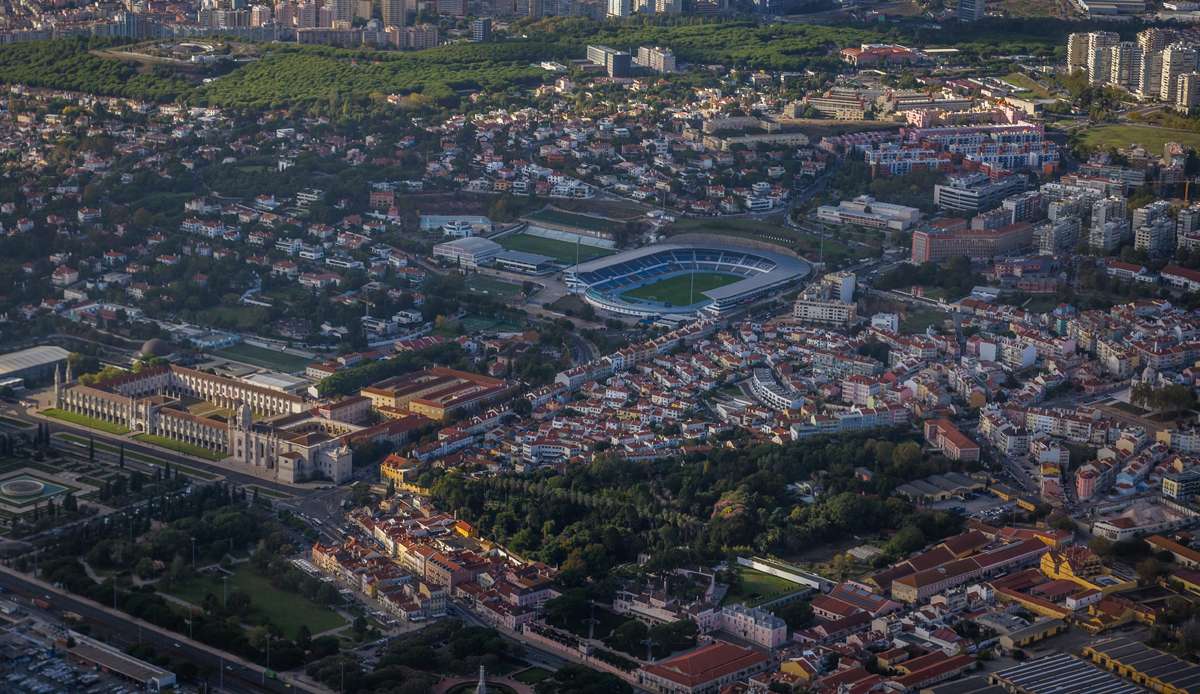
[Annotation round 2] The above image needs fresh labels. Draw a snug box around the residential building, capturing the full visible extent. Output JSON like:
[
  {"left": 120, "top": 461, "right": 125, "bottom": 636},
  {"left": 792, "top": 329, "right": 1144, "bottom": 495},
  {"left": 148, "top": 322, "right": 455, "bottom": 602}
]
[{"left": 934, "top": 173, "right": 1024, "bottom": 214}]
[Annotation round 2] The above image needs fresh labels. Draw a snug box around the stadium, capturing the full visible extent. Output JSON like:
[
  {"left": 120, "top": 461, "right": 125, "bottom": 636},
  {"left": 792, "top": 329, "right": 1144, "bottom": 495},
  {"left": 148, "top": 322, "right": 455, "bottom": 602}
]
[{"left": 564, "top": 241, "right": 811, "bottom": 319}]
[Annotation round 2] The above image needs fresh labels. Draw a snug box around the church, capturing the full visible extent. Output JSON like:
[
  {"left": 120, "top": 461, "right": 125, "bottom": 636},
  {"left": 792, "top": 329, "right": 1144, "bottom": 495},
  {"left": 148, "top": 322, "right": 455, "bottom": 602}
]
[{"left": 51, "top": 363, "right": 355, "bottom": 484}]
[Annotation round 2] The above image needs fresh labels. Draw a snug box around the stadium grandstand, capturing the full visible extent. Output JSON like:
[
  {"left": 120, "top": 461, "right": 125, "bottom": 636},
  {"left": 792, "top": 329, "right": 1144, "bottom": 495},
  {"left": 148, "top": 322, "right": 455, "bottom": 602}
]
[{"left": 564, "top": 242, "right": 810, "bottom": 318}]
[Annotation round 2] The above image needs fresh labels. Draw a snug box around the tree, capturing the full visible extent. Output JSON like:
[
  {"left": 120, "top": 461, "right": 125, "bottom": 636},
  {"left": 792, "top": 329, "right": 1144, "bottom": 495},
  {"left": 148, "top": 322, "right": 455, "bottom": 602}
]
[
  {"left": 605, "top": 619, "right": 648, "bottom": 657},
  {"left": 775, "top": 599, "right": 813, "bottom": 630},
  {"left": 61, "top": 493, "right": 77, "bottom": 513},
  {"left": 1089, "top": 536, "right": 1114, "bottom": 558},
  {"left": 352, "top": 614, "right": 368, "bottom": 639},
  {"left": 297, "top": 624, "right": 312, "bottom": 651},
  {"left": 535, "top": 664, "right": 632, "bottom": 694},
  {"left": 135, "top": 557, "right": 156, "bottom": 578},
  {"left": 891, "top": 441, "right": 922, "bottom": 472},
  {"left": 543, "top": 589, "right": 590, "bottom": 630},
  {"left": 1136, "top": 557, "right": 1165, "bottom": 584}
]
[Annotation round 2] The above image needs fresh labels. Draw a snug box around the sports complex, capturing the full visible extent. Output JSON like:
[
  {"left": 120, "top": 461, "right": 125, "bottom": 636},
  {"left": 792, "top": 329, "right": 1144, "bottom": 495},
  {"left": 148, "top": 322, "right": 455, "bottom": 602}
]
[{"left": 564, "top": 241, "right": 811, "bottom": 319}]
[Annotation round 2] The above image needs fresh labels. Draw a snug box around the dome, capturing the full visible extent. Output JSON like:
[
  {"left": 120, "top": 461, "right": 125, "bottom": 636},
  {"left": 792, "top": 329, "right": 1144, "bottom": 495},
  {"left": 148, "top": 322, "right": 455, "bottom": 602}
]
[{"left": 139, "top": 338, "right": 174, "bottom": 358}]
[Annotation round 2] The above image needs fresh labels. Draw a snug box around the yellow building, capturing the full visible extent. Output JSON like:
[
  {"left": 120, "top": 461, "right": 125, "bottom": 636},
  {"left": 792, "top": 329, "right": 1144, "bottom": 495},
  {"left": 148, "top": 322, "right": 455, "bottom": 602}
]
[
  {"left": 1083, "top": 636, "right": 1200, "bottom": 694},
  {"left": 998, "top": 619, "right": 1067, "bottom": 651},
  {"left": 361, "top": 367, "right": 511, "bottom": 422},
  {"left": 1166, "top": 569, "right": 1200, "bottom": 597},
  {"left": 380, "top": 453, "right": 418, "bottom": 484},
  {"left": 1040, "top": 546, "right": 1135, "bottom": 595}
]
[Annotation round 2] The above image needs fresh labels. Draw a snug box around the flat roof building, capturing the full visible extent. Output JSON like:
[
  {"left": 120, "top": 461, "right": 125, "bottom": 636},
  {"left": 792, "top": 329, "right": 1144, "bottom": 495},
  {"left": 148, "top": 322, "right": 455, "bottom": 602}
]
[
  {"left": 934, "top": 173, "right": 1025, "bottom": 214},
  {"left": 493, "top": 249, "right": 556, "bottom": 274},
  {"left": 432, "top": 237, "right": 502, "bottom": 269},
  {"left": 0, "top": 345, "right": 70, "bottom": 385},
  {"left": 988, "top": 652, "right": 1144, "bottom": 694},
  {"left": 63, "top": 631, "right": 176, "bottom": 691},
  {"left": 1082, "top": 636, "right": 1200, "bottom": 694}
]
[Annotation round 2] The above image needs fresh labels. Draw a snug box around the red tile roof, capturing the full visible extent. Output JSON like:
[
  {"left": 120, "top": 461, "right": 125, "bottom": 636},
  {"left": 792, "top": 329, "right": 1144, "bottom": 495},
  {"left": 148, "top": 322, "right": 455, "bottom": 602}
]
[{"left": 642, "top": 641, "right": 768, "bottom": 688}]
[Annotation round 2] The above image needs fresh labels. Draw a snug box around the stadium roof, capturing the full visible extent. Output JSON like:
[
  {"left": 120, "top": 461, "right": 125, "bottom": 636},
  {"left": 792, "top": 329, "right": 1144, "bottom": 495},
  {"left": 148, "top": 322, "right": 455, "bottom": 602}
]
[
  {"left": 496, "top": 249, "right": 555, "bottom": 266},
  {"left": 572, "top": 242, "right": 809, "bottom": 298},
  {"left": 436, "top": 237, "right": 502, "bottom": 254},
  {"left": 0, "top": 346, "right": 70, "bottom": 377}
]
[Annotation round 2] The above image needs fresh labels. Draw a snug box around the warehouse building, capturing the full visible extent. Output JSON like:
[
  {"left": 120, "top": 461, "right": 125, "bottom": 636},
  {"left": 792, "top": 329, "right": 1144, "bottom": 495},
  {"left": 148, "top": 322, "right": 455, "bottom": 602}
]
[
  {"left": 0, "top": 345, "right": 70, "bottom": 387},
  {"left": 1082, "top": 637, "right": 1200, "bottom": 694},
  {"left": 988, "top": 652, "right": 1145, "bottom": 694}
]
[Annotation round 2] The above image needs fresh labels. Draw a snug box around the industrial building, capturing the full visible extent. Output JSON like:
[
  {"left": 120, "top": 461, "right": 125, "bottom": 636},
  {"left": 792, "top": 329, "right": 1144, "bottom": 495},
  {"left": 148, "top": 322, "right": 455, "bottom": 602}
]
[
  {"left": 988, "top": 652, "right": 1145, "bottom": 694},
  {"left": 0, "top": 346, "right": 70, "bottom": 387},
  {"left": 1082, "top": 637, "right": 1200, "bottom": 694},
  {"left": 62, "top": 631, "right": 176, "bottom": 691}
]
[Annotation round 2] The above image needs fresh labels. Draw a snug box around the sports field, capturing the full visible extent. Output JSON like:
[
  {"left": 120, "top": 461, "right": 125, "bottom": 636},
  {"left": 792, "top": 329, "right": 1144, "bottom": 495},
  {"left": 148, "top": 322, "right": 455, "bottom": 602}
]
[
  {"left": 525, "top": 208, "right": 619, "bottom": 233},
  {"left": 464, "top": 274, "right": 525, "bottom": 298},
  {"left": 621, "top": 272, "right": 740, "bottom": 306},
  {"left": 497, "top": 232, "right": 614, "bottom": 264},
  {"left": 212, "top": 343, "right": 312, "bottom": 372}
]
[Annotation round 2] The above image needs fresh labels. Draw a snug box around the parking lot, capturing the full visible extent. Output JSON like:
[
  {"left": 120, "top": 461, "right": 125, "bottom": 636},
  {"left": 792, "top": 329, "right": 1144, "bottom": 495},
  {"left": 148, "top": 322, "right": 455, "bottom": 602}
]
[
  {"left": 927, "top": 493, "right": 1018, "bottom": 521},
  {"left": 1, "top": 637, "right": 152, "bottom": 694}
]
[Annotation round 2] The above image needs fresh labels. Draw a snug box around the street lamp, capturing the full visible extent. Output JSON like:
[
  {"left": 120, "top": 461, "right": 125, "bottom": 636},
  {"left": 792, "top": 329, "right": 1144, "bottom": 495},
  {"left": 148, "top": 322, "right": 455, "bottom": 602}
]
[
  {"left": 191, "top": 537, "right": 196, "bottom": 569},
  {"left": 262, "top": 634, "right": 272, "bottom": 685}
]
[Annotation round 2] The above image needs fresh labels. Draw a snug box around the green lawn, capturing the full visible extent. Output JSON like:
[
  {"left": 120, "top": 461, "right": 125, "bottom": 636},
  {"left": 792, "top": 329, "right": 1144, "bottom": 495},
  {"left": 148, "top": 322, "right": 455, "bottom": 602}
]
[
  {"left": 722, "top": 567, "right": 803, "bottom": 607},
  {"left": 0, "top": 415, "right": 33, "bottom": 429},
  {"left": 900, "top": 307, "right": 951, "bottom": 334},
  {"left": 622, "top": 272, "right": 741, "bottom": 306},
  {"left": 1080, "top": 124, "right": 1200, "bottom": 154},
  {"left": 41, "top": 408, "right": 130, "bottom": 435},
  {"left": 464, "top": 274, "right": 525, "bottom": 298},
  {"left": 168, "top": 566, "right": 345, "bottom": 640},
  {"left": 512, "top": 667, "right": 554, "bottom": 685},
  {"left": 212, "top": 343, "right": 312, "bottom": 372},
  {"left": 1003, "top": 71, "right": 1051, "bottom": 98},
  {"left": 133, "top": 434, "right": 226, "bottom": 461},
  {"left": 497, "top": 232, "right": 614, "bottom": 264}
]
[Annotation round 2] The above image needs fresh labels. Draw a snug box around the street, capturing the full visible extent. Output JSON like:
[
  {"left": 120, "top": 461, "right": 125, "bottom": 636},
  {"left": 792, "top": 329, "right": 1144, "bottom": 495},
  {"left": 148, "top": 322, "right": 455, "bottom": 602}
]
[{"left": 0, "top": 564, "right": 315, "bottom": 693}]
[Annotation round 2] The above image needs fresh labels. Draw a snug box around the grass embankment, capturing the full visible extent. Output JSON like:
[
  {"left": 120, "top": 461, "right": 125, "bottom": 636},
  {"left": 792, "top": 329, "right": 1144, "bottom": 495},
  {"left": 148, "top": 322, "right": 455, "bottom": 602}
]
[{"left": 497, "top": 233, "right": 614, "bottom": 264}]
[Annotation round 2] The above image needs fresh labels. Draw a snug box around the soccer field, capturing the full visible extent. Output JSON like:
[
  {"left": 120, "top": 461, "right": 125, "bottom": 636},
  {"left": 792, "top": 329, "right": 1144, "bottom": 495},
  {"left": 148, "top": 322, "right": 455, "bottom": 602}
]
[
  {"left": 212, "top": 343, "right": 312, "bottom": 372},
  {"left": 497, "top": 233, "right": 614, "bottom": 264},
  {"left": 621, "top": 272, "right": 740, "bottom": 306}
]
